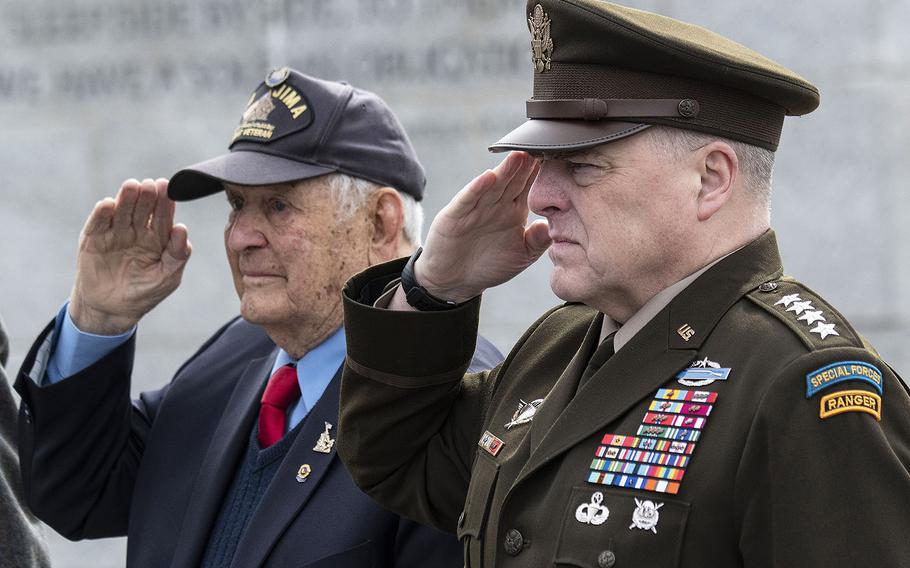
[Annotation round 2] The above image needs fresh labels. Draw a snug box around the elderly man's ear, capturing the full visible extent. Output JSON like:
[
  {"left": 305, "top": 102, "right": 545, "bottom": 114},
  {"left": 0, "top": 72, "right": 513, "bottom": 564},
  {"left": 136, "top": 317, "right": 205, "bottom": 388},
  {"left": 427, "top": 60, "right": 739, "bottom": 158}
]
[
  {"left": 695, "top": 141, "right": 738, "bottom": 222},
  {"left": 368, "top": 187, "right": 406, "bottom": 265}
]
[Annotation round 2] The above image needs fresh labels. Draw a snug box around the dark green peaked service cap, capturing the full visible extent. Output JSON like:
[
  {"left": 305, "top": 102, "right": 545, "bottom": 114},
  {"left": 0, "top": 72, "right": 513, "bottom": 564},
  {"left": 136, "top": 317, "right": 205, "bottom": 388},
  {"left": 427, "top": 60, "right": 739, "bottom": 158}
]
[{"left": 491, "top": 0, "right": 820, "bottom": 153}]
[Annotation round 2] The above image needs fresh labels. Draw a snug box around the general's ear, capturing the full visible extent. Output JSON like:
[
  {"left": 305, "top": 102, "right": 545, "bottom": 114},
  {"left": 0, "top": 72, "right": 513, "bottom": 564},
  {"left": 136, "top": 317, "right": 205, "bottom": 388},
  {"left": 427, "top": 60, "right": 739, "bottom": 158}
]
[
  {"left": 695, "top": 141, "right": 738, "bottom": 222},
  {"left": 368, "top": 188, "right": 404, "bottom": 265}
]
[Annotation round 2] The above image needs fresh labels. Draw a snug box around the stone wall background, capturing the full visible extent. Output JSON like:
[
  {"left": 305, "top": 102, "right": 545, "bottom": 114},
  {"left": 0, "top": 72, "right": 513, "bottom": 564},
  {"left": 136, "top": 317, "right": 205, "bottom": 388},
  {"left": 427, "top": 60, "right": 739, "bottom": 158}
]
[{"left": 0, "top": 0, "right": 907, "bottom": 565}]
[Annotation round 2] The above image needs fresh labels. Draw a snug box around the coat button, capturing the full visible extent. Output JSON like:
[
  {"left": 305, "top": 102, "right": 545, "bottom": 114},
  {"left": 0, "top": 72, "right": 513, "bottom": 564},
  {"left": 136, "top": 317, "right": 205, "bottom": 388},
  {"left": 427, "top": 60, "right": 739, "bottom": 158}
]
[
  {"left": 759, "top": 281, "right": 778, "bottom": 292},
  {"left": 503, "top": 529, "right": 524, "bottom": 556},
  {"left": 598, "top": 550, "right": 616, "bottom": 568}
]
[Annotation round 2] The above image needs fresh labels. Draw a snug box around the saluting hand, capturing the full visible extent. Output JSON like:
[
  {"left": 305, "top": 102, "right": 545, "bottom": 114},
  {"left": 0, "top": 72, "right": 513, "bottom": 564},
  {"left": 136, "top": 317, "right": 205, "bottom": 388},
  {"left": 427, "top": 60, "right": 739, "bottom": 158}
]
[
  {"left": 69, "top": 178, "right": 192, "bottom": 335},
  {"left": 415, "top": 152, "right": 551, "bottom": 303}
]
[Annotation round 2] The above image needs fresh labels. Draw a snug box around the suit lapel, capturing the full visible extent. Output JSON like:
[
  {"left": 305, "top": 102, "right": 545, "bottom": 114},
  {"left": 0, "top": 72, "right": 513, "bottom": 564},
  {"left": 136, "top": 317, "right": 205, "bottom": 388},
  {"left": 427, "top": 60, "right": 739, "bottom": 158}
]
[
  {"left": 170, "top": 353, "right": 275, "bottom": 568},
  {"left": 229, "top": 367, "right": 343, "bottom": 568},
  {"left": 515, "top": 309, "right": 695, "bottom": 487}
]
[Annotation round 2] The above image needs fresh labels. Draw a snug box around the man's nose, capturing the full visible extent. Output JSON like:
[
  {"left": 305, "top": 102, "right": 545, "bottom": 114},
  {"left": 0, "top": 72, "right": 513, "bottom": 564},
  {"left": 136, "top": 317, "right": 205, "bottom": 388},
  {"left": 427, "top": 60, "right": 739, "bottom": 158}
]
[
  {"left": 528, "top": 161, "right": 568, "bottom": 217},
  {"left": 226, "top": 210, "right": 268, "bottom": 252}
]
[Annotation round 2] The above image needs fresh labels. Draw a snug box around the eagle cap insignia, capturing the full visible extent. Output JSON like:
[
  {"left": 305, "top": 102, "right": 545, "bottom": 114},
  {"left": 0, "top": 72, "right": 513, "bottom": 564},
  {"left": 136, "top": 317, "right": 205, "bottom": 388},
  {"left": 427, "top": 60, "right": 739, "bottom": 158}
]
[{"left": 528, "top": 4, "right": 554, "bottom": 73}]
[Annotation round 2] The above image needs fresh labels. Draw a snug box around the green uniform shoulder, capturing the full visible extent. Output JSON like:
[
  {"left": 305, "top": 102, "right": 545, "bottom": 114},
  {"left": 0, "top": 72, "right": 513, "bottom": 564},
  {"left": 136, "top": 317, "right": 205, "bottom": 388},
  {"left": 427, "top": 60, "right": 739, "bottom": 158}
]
[{"left": 745, "top": 277, "right": 867, "bottom": 352}]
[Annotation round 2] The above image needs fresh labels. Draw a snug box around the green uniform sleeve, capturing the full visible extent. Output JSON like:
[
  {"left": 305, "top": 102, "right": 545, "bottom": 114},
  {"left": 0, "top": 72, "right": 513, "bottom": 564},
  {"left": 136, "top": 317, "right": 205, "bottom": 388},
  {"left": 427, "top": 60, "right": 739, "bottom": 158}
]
[
  {"left": 735, "top": 348, "right": 910, "bottom": 566},
  {"left": 338, "top": 259, "right": 495, "bottom": 534}
]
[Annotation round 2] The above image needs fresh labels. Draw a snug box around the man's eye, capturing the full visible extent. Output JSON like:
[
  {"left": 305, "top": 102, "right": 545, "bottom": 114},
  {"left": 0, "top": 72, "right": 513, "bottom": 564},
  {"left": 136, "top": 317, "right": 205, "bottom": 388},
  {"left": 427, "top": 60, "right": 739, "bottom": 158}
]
[
  {"left": 228, "top": 197, "right": 244, "bottom": 210},
  {"left": 271, "top": 200, "right": 288, "bottom": 213},
  {"left": 567, "top": 161, "right": 596, "bottom": 173}
]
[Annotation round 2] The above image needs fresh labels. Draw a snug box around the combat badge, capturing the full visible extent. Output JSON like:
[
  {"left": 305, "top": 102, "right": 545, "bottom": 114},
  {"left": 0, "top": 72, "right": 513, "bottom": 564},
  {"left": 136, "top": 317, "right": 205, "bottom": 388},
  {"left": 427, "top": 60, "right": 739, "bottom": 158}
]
[
  {"left": 505, "top": 398, "right": 544, "bottom": 429},
  {"left": 806, "top": 361, "right": 883, "bottom": 398},
  {"left": 676, "top": 356, "right": 731, "bottom": 387},
  {"left": 313, "top": 422, "right": 335, "bottom": 453},
  {"left": 528, "top": 4, "right": 554, "bottom": 73},
  {"left": 479, "top": 430, "right": 504, "bottom": 457},
  {"left": 629, "top": 498, "right": 663, "bottom": 533},
  {"left": 819, "top": 390, "right": 882, "bottom": 421},
  {"left": 575, "top": 492, "right": 610, "bottom": 526}
]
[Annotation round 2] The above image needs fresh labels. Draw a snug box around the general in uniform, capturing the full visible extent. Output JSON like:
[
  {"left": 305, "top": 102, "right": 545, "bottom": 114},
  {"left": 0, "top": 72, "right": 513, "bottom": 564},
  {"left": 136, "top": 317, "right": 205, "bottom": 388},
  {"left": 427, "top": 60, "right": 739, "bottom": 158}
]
[{"left": 336, "top": 1, "right": 910, "bottom": 567}]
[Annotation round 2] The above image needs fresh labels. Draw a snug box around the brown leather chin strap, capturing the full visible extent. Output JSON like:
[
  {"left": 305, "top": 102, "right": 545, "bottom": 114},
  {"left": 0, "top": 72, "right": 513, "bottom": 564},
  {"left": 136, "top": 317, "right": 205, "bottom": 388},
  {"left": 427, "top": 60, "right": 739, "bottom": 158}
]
[{"left": 526, "top": 98, "right": 700, "bottom": 121}]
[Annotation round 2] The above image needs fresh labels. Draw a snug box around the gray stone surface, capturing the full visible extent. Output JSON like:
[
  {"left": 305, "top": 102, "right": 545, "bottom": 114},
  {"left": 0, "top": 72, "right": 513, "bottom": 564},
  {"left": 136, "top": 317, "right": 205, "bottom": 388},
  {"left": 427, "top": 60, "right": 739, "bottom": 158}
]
[{"left": 0, "top": 0, "right": 907, "bottom": 565}]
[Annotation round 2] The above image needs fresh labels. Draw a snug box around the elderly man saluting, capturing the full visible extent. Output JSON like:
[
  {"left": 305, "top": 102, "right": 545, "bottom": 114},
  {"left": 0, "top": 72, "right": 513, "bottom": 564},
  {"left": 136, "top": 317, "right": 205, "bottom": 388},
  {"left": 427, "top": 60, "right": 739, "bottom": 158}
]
[
  {"left": 337, "top": 1, "right": 910, "bottom": 567},
  {"left": 15, "top": 68, "right": 501, "bottom": 567}
]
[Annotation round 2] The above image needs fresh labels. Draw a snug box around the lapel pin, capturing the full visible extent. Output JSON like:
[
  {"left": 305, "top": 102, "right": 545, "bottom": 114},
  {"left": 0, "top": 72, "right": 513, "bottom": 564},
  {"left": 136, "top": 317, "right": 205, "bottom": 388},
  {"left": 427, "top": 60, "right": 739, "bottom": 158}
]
[
  {"left": 505, "top": 398, "right": 544, "bottom": 429},
  {"left": 478, "top": 430, "right": 504, "bottom": 456},
  {"left": 676, "top": 324, "right": 695, "bottom": 341},
  {"left": 313, "top": 421, "right": 335, "bottom": 454},
  {"left": 296, "top": 464, "right": 312, "bottom": 483}
]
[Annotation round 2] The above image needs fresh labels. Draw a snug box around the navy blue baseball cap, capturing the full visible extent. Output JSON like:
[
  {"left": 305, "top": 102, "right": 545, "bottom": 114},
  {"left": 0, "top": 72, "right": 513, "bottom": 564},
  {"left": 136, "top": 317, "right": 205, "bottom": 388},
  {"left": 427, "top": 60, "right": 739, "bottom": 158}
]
[{"left": 168, "top": 67, "right": 426, "bottom": 201}]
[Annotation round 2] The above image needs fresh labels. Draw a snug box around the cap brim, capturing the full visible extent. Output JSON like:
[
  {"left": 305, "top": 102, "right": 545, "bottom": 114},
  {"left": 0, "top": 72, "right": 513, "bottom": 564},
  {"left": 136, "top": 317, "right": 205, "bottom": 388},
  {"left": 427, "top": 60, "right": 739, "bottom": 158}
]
[
  {"left": 489, "top": 119, "right": 651, "bottom": 153},
  {"left": 168, "top": 150, "right": 337, "bottom": 201}
]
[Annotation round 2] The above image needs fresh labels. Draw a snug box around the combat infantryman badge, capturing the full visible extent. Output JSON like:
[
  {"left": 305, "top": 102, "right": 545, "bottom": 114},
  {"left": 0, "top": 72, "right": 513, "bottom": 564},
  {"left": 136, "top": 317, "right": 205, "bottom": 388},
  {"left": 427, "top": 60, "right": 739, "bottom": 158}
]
[
  {"left": 629, "top": 498, "right": 663, "bottom": 533},
  {"left": 528, "top": 4, "right": 554, "bottom": 73},
  {"left": 505, "top": 398, "right": 544, "bottom": 429},
  {"left": 313, "top": 422, "right": 335, "bottom": 453},
  {"left": 677, "top": 356, "right": 731, "bottom": 387},
  {"left": 576, "top": 492, "right": 610, "bottom": 526}
]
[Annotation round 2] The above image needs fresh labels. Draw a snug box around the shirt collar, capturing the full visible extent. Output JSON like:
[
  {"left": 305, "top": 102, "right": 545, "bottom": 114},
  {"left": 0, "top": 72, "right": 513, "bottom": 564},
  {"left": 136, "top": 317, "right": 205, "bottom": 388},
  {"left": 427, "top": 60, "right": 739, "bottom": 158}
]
[{"left": 271, "top": 326, "right": 347, "bottom": 411}]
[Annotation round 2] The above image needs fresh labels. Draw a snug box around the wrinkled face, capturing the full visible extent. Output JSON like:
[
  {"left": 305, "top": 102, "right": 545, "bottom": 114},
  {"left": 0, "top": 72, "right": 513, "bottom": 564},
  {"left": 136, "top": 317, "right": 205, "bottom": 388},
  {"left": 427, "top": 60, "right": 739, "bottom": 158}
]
[
  {"left": 527, "top": 131, "right": 697, "bottom": 312},
  {"left": 224, "top": 178, "right": 371, "bottom": 335}
]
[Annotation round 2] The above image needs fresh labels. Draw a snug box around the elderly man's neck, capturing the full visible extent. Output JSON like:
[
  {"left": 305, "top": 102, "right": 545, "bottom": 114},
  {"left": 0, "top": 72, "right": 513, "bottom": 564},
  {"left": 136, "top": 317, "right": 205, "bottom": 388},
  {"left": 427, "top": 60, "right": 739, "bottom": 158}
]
[{"left": 264, "top": 308, "right": 344, "bottom": 360}]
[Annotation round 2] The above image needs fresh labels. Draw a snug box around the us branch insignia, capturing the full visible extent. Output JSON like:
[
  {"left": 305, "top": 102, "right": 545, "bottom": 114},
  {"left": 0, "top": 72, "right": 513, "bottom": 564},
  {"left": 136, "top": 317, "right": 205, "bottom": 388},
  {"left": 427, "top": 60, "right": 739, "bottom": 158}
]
[{"left": 528, "top": 4, "right": 554, "bottom": 73}]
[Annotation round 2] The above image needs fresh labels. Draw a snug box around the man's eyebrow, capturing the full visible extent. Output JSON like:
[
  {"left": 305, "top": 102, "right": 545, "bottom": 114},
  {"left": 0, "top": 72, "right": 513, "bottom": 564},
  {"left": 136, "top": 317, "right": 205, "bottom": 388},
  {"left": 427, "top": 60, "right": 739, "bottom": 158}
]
[{"left": 536, "top": 148, "right": 608, "bottom": 161}]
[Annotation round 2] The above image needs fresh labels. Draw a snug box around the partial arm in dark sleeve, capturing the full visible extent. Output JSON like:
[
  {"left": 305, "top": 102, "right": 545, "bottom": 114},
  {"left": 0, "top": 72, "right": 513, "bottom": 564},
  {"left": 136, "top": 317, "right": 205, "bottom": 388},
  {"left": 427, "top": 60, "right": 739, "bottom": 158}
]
[{"left": 14, "top": 320, "right": 162, "bottom": 539}]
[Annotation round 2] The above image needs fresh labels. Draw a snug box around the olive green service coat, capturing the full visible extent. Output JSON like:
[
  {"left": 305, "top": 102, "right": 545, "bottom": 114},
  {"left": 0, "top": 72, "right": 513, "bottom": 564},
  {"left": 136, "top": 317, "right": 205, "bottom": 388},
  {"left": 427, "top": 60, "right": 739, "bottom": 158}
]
[{"left": 338, "top": 231, "right": 910, "bottom": 567}]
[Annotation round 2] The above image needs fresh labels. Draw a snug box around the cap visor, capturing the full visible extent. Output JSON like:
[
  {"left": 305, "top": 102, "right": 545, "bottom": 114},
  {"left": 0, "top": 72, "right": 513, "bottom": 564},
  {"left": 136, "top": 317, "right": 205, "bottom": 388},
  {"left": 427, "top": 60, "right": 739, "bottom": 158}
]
[
  {"left": 489, "top": 119, "right": 651, "bottom": 153},
  {"left": 168, "top": 150, "right": 336, "bottom": 201}
]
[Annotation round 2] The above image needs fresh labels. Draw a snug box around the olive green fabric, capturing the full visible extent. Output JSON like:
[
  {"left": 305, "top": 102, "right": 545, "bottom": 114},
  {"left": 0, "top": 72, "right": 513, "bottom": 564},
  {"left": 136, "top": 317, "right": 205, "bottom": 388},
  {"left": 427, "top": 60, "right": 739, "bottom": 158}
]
[
  {"left": 338, "top": 231, "right": 910, "bottom": 567},
  {"left": 492, "top": 0, "right": 820, "bottom": 152}
]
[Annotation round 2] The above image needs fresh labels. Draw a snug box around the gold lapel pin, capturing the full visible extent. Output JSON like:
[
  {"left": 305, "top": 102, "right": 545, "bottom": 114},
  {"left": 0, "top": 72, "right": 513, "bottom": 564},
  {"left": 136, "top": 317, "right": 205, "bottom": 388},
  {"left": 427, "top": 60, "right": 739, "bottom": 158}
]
[
  {"left": 296, "top": 464, "right": 312, "bottom": 483},
  {"left": 313, "top": 421, "right": 335, "bottom": 454}
]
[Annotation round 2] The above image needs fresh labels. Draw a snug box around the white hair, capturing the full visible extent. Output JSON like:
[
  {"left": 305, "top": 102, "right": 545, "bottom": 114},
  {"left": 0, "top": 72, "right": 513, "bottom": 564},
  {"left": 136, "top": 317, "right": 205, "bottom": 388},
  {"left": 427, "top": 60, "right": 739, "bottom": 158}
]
[
  {"left": 643, "top": 125, "right": 775, "bottom": 208},
  {"left": 324, "top": 172, "right": 423, "bottom": 247}
]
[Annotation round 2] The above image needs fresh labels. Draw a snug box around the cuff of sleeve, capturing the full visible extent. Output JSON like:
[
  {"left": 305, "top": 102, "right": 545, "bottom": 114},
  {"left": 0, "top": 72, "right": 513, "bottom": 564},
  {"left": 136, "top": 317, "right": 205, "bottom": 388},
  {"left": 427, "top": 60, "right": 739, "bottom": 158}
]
[
  {"left": 44, "top": 302, "right": 136, "bottom": 385},
  {"left": 343, "top": 258, "right": 481, "bottom": 389}
]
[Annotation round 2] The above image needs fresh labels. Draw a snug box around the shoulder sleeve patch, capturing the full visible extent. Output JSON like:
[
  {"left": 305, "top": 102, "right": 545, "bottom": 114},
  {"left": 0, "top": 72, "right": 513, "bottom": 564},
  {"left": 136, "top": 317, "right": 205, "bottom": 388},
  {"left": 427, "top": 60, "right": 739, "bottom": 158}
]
[
  {"left": 806, "top": 361, "right": 883, "bottom": 398},
  {"left": 746, "top": 278, "right": 863, "bottom": 350},
  {"left": 819, "top": 389, "right": 882, "bottom": 421}
]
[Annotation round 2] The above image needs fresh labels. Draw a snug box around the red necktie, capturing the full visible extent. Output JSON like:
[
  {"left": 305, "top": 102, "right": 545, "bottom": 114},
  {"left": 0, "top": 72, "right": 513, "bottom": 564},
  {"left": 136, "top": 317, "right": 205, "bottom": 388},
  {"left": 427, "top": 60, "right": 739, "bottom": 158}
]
[{"left": 258, "top": 364, "right": 301, "bottom": 448}]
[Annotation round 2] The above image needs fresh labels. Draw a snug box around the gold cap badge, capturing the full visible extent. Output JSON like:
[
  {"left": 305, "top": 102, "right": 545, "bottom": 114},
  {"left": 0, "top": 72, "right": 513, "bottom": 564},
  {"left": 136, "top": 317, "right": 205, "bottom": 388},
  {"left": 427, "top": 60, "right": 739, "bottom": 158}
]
[{"left": 528, "top": 4, "right": 554, "bottom": 73}]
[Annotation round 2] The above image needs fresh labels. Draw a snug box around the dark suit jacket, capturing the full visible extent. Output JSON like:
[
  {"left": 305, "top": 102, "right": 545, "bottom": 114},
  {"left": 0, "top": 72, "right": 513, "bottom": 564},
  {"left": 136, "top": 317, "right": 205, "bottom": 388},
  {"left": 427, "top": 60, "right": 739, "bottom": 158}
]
[
  {"left": 338, "top": 231, "right": 910, "bottom": 567},
  {"left": 15, "top": 316, "right": 502, "bottom": 567}
]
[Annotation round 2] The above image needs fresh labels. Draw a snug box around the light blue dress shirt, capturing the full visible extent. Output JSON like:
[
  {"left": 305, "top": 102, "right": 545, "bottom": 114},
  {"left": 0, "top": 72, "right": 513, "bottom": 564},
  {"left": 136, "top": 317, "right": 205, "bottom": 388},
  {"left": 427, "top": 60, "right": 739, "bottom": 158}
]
[{"left": 43, "top": 303, "right": 345, "bottom": 432}]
